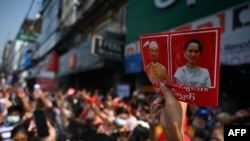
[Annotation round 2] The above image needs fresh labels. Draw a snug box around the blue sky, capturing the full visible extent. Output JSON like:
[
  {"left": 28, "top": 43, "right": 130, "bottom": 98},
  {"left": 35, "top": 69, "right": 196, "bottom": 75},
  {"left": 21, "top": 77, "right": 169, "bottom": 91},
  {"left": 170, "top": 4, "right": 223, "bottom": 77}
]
[{"left": 0, "top": 0, "right": 41, "bottom": 64}]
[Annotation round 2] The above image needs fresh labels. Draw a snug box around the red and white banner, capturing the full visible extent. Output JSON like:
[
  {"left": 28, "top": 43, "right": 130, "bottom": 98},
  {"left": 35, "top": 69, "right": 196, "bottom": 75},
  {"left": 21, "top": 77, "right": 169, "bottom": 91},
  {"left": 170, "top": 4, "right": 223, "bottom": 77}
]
[{"left": 140, "top": 27, "right": 221, "bottom": 106}]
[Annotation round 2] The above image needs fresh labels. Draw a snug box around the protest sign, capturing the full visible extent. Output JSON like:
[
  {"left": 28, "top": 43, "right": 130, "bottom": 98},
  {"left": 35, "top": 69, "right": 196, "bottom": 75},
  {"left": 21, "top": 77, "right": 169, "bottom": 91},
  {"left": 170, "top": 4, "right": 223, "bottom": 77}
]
[{"left": 140, "top": 27, "right": 221, "bottom": 106}]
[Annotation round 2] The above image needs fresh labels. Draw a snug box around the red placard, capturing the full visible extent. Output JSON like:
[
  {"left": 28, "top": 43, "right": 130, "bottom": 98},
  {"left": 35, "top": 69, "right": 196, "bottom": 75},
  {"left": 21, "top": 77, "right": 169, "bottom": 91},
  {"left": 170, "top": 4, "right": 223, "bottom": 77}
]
[{"left": 140, "top": 27, "right": 221, "bottom": 106}]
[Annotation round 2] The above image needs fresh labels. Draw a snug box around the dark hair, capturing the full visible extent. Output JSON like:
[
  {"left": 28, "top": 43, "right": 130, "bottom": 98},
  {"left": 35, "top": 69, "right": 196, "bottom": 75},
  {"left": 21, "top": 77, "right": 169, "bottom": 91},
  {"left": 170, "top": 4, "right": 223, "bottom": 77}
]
[
  {"left": 11, "top": 123, "right": 31, "bottom": 139},
  {"left": 7, "top": 105, "right": 24, "bottom": 115},
  {"left": 194, "top": 129, "right": 210, "bottom": 141},
  {"left": 129, "top": 125, "right": 150, "bottom": 141},
  {"left": 86, "top": 133, "right": 114, "bottom": 141},
  {"left": 67, "top": 120, "right": 94, "bottom": 140},
  {"left": 116, "top": 107, "right": 129, "bottom": 115},
  {"left": 72, "top": 104, "right": 83, "bottom": 118},
  {"left": 185, "top": 39, "right": 203, "bottom": 53}
]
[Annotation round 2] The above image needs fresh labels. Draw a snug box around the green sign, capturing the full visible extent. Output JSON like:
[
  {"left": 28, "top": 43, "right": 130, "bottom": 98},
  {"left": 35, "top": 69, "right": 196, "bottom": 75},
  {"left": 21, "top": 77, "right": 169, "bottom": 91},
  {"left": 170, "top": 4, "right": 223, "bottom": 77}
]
[
  {"left": 16, "top": 32, "right": 38, "bottom": 42},
  {"left": 127, "top": 0, "right": 249, "bottom": 44}
]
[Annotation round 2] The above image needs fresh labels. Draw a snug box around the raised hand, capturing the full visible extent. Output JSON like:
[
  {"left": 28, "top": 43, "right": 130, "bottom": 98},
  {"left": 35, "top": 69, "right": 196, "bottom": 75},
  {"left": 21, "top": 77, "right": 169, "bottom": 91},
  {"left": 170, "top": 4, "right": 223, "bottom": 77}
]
[{"left": 150, "top": 83, "right": 187, "bottom": 141}]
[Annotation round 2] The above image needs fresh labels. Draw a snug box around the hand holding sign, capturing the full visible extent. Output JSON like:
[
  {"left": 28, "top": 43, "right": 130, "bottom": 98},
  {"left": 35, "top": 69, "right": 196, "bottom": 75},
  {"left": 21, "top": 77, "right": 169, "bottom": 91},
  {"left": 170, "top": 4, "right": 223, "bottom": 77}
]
[
  {"left": 150, "top": 83, "right": 187, "bottom": 141},
  {"left": 140, "top": 27, "right": 221, "bottom": 106}
]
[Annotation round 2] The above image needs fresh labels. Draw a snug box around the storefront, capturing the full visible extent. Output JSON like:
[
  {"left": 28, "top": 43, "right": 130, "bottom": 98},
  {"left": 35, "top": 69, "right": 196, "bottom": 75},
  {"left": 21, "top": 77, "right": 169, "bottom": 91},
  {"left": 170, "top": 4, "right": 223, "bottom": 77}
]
[{"left": 56, "top": 40, "right": 127, "bottom": 94}]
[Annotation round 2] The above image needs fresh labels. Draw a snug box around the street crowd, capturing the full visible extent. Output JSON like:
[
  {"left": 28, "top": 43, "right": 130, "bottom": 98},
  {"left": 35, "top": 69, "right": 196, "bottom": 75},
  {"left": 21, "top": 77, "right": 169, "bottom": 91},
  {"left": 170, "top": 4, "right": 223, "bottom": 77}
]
[{"left": 0, "top": 82, "right": 249, "bottom": 141}]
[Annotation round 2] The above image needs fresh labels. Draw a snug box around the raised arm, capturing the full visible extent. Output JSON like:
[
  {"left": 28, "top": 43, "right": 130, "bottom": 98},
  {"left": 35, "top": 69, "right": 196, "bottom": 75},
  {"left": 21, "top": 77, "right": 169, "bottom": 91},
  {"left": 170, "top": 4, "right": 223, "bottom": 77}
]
[
  {"left": 151, "top": 83, "right": 187, "bottom": 141},
  {"left": 16, "top": 87, "right": 32, "bottom": 113}
]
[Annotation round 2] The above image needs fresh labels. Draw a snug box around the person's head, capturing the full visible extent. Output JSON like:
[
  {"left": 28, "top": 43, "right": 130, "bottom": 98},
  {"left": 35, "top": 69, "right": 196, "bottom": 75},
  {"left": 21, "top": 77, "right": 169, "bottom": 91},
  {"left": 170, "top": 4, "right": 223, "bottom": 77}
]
[
  {"left": 149, "top": 41, "right": 159, "bottom": 62},
  {"left": 114, "top": 107, "right": 129, "bottom": 128},
  {"left": 72, "top": 104, "right": 83, "bottom": 119},
  {"left": 129, "top": 125, "right": 150, "bottom": 141},
  {"left": 192, "top": 108, "right": 209, "bottom": 129},
  {"left": 11, "top": 124, "right": 30, "bottom": 141},
  {"left": 67, "top": 120, "right": 94, "bottom": 141},
  {"left": 184, "top": 39, "right": 203, "bottom": 67},
  {"left": 7, "top": 105, "right": 23, "bottom": 125},
  {"left": 113, "top": 107, "right": 131, "bottom": 141},
  {"left": 193, "top": 129, "right": 210, "bottom": 141}
]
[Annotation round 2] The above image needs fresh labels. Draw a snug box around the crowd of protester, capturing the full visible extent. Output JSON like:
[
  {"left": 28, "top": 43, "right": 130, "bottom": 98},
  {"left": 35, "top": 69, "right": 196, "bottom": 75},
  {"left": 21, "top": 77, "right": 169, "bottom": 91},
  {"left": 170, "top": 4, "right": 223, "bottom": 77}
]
[{"left": 0, "top": 82, "right": 249, "bottom": 141}]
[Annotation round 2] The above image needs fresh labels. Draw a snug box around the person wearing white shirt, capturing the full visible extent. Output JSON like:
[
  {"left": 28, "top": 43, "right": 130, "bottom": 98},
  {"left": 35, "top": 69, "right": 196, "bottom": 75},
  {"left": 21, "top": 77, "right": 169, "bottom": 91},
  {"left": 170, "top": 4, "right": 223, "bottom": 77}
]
[{"left": 174, "top": 39, "right": 211, "bottom": 87}]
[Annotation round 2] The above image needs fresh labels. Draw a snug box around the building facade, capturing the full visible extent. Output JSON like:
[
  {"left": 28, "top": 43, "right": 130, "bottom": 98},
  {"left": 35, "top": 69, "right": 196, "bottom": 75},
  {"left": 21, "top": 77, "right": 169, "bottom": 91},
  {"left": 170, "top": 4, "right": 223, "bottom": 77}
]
[
  {"left": 26, "top": 0, "right": 129, "bottom": 94},
  {"left": 55, "top": 0, "right": 128, "bottom": 93}
]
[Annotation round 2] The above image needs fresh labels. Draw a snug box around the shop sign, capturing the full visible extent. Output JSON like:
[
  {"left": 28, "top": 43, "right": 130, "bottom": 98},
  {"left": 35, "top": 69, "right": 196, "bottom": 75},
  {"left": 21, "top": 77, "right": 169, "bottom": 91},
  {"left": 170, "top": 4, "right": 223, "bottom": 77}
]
[
  {"left": 37, "top": 52, "right": 58, "bottom": 73},
  {"left": 36, "top": 71, "right": 55, "bottom": 91},
  {"left": 127, "top": 0, "right": 249, "bottom": 43},
  {"left": 154, "top": 0, "right": 196, "bottom": 9},
  {"left": 37, "top": 77, "right": 55, "bottom": 91},
  {"left": 16, "top": 32, "right": 38, "bottom": 42},
  {"left": 91, "top": 35, "right": 124, "bottom": 61}
]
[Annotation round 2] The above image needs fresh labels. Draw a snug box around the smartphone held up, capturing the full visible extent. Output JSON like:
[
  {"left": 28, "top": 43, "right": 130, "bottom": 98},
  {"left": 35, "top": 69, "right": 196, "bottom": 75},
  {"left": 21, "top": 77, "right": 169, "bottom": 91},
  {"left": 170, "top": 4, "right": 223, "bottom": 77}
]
[
  {"left": 33, "top": 110, "right": 49, "bottom": 138},
  {"left": 33, "top": 84, "right": 40, "bottom": 96}
]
